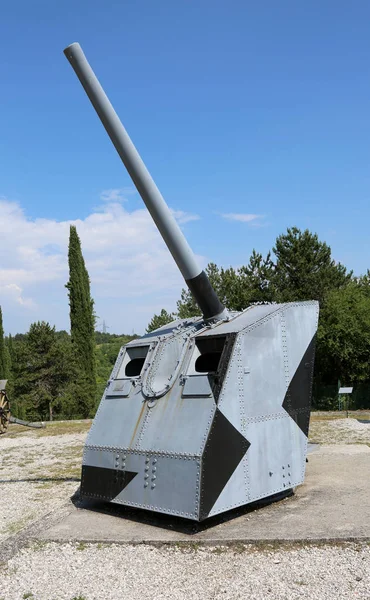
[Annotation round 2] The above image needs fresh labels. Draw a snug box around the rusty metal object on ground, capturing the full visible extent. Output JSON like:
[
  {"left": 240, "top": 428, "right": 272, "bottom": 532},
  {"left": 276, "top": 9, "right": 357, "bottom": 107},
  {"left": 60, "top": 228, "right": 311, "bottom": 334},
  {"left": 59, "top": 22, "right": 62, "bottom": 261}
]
[
  {"left": 0, "top": 380, "right": 45, "bottom": 434},
  {"left": 0, "top": 382, "right": 10, "bottom": 434}
]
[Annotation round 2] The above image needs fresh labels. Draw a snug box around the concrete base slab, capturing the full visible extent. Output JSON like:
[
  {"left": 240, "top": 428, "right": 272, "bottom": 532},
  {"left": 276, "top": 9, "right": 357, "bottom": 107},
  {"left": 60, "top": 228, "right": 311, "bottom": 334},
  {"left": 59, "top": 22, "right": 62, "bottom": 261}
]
[{"left": 39, "top": 445, "right": 370, "bottom": 544}]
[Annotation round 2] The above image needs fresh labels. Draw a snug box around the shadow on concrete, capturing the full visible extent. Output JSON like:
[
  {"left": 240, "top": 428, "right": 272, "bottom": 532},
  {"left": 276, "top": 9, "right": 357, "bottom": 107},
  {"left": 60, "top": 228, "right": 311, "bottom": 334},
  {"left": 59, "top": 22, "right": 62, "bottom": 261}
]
[
  {"left": 71, "top": 488, "right": 294, "bottom": 535},
  {"left": 357, "top": 419, "right": 370, "bottom": 424}
]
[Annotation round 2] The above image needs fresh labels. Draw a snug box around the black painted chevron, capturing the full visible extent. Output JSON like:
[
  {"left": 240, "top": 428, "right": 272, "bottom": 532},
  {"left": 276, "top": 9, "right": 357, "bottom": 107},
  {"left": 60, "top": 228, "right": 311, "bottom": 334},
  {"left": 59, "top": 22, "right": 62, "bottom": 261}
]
[
  {"left": 199, "top": 408, "right": 250, "bottom": 520},
  {"left": 81, "top": 465, "right": 137, "bottom": 501},
  {"left": 282, "top": 336, "right": 316, "bottom": 437}
]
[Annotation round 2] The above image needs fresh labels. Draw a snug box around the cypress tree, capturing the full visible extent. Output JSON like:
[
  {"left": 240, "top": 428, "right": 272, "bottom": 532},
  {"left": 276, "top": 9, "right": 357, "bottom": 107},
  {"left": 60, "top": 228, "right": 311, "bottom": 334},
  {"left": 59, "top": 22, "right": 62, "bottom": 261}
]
[
  {"left": 66, "top": 226, "right": 96, "bottom": 416},
  {"left": 6, "top": 334, "right": 14, "bottom": 368},
  {"left": 0, "top": 307, "right": 9, "bottom": 379}
]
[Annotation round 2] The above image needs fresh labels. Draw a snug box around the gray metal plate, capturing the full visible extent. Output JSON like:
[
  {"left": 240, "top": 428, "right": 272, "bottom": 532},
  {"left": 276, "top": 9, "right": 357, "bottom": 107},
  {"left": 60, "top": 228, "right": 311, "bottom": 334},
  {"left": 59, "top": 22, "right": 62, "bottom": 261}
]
[
  {"left": 182, "top": 375, "right": 213, "bottom": 397},
  {"left": 87, "top": 387, "right": 148, "bottom": 450},
  {"left": 136, "top": 383, "right": 216, "bottom": 456},
  {"left": 83, "top": 449, "right": 200, "bottom": 519},
  {"left": 283, "top": 302, "right": 319, "bottom": 383},
  {"left": 245, "top": 414, "right": 307, "bottom": 502}
]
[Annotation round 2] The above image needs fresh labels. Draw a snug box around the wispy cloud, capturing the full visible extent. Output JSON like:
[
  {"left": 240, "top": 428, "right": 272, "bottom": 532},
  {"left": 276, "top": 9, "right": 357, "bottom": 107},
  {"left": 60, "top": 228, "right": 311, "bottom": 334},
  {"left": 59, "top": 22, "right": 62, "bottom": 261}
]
[
  {"left": 100, "top": 187, "right": 136, "bottom": 203},
  {"left": 170, "top": 209, "right": 200, "bottom": 224},
  {"left": 0, "top": 196, "right": 203, "bottom": 334},
  {"left": 1, "top": 283, "right": 35, "bottom": 308},
  {"left": 221, "top": 213, "right": 263, "bottom": 223}
]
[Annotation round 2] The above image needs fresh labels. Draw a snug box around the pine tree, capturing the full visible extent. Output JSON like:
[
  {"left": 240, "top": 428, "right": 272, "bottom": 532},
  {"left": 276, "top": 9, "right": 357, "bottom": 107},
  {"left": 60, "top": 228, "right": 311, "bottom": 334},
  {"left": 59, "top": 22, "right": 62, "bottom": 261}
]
[
  {"left": 66, "top": 225, "right": 97, "bottom": 417},
  {"left": 12, "top": 322, "right": 75, "bottom": 420},
  {"left": 146, "top": 309, "right": 175, "bottom": 333},
  {"left": 272, "top": 227, "right": 352, "bottom": 304}
]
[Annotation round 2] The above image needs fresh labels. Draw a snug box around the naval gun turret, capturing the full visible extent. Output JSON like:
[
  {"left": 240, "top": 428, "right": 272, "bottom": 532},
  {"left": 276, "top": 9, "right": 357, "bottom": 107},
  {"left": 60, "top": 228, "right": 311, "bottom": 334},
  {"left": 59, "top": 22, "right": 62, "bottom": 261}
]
[{"left": 64, "top": 43, "right": 319, "bottom": 521}]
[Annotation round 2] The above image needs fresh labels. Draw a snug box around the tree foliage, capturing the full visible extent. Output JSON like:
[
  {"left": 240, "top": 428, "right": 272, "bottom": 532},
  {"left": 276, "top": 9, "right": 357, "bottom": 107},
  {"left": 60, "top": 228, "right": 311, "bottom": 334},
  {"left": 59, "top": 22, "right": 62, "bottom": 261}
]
[
  {"left": 11, "top": 322, "right": 75, "bottom": 420},
  {"left": 174, "top": 253, "right": 276, "bottom": 321},
  {"left": 272, "top": 227, "right": 351, "bottom": 303},
  {"left": 66, "top": 225, "right": 97, "bottom": 417},
  {"left": 4, "top": 225, "right": 370, "bottom": 419},
  {"left": 146, "top": 309, "right": 176, "bottom": 333},
  {"left": 146, "top": 226, "right": 370, "bottom": 405},
  {"left": 316, "top": 283, "right": 370, "bottom": 384},
  {"left": 8, "top": 329, "right": 137, "bottom": 420},
  {"left": 0, "top": 307, "right": 10, "bottom": 380},
  {"left": 165, "top": 227, "right": 352, "bottom": 318}
]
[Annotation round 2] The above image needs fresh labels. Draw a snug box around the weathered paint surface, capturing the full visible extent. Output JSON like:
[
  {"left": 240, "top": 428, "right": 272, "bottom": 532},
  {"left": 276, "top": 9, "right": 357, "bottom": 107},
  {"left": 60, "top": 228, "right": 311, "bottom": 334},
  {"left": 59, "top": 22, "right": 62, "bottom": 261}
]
[{"left": 81, "top": 301, "right": 319, "bottom": 521}]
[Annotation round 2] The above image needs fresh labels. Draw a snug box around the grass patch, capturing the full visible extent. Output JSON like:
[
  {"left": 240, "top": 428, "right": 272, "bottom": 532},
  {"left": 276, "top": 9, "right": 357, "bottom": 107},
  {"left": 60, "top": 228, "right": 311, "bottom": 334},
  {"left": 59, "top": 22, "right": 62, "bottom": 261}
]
[
  {"left": 44, "top": 465, "right": 82, "bottom": 480},
  {"left": 54, "top": 445, "right": 85, "bottom": 459},
  {"left": 0, "top": 442, "right": 84, "bottom": 481},
  {"left": 4, "top": 514, "right": 36, "bottom": 536},
  {"left": 76, "top": 542, "right": 87, "bottom": 551},
  {"left": 30, "top": 540, "right": 47, "bottom": 551},
  {"left": 6, "top": 420, "right": 92, "bottom": 439},
  {"left": 35, "top": 482, "right": 55, "bottom": 489}
]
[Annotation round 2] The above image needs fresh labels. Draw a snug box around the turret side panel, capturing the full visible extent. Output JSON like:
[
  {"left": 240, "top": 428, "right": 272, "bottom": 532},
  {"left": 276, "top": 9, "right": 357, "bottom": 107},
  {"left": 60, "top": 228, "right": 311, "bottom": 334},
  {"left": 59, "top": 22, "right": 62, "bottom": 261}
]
[
  {"left": 245, "top": 415, "right": 307, "bottom": 503},
  {"left": 82, "top": 448, "right": 200, "bottom": 519},
  {"left": 208, "top": 314, "right": 289, "bottom": 518},
  {"left": 281, "top": 303, "right": 319, "bottom": 436},
  {"left": 219, "top": 314, "right": 288, "bottom": 425},
  {"left": 283, "top": 303, "right": 319, "bottom": 382},
  {"left": 199, "top": 408, "right": 250, "bottom": 520},
  {"left": 206, "top": 456, "right": 248, "bottom": 518},
  {"left": 207, "top": 303, "right": 317, "bottom": 517}
]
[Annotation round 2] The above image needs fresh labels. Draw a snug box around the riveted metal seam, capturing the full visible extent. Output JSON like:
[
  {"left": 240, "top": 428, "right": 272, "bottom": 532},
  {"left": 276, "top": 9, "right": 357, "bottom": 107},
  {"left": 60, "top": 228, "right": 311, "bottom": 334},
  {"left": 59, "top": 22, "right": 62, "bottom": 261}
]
[
  {"left": 85, "top": 445, "right": 201, "bottom": 459},
  {"left": 280, "top": 309, "right": 290, "bottom": 399}
]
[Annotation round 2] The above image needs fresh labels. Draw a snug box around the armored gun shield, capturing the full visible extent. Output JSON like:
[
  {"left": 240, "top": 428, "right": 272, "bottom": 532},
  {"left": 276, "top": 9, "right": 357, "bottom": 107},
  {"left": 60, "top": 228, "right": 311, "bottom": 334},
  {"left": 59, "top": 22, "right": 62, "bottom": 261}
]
[
  {"left": 81, "top": 301, "right": 318, "bottom": 520},
  {"left": 64, "top": 43, "right": 319, "bottom": 520}
]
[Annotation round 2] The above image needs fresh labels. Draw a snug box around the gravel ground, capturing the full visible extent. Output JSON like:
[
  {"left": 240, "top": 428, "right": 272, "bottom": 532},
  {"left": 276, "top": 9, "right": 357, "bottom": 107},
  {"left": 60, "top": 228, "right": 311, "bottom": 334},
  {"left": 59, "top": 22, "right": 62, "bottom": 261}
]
[
  {"left": 2, "top": 417, "right": 368, "bottom": 543},
  {"left": 0, "top": 542, "right": 369, "bottom": 600},
  {"left": 1, "top": 417, "right": 369, "bottom": 600},
  {"left": 308, "top": 417, "right": 370, "bottom": 445},
  {"left": 0, "top": 430, "right": 85, "bottom": 543}
]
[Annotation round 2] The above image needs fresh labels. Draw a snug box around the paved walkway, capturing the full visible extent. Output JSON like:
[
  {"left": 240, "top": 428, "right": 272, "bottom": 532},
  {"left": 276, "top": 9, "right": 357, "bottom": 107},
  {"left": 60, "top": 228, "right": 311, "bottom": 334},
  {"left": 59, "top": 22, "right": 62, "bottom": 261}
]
[{"left": 39, "top": 445, "right": 370, "bottom": 544}]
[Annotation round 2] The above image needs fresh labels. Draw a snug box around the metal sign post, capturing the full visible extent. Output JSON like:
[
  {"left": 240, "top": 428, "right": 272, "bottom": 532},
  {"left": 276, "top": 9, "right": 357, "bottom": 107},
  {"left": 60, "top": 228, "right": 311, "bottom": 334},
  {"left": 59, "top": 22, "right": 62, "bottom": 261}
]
[{"left": 338, "top": 387, "right": 354, "bottom": 416}]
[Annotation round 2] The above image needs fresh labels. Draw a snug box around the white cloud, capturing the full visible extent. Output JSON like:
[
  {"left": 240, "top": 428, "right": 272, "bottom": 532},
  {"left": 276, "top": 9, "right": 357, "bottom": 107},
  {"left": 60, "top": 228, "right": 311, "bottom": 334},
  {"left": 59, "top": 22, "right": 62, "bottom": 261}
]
[
  {"left": 1, "top": 283, "right": 35, "bottom": 308},
  {"left": 221, "top": 213, "right": 263, "bottom": 223},
  {"left": 170, "top": 209, "right": 200, "bottom": 224},
  {"left": 100, "top": 188, "right": 136, "bottom": 203},
  {"left": 0, "top": 196, "right": 201, "bottom": 335}
]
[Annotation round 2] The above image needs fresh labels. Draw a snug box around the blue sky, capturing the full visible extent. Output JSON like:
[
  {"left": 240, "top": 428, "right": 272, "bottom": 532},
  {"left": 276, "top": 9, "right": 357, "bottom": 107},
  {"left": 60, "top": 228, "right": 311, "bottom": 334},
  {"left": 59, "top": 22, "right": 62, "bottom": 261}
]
[{"left": 1, "top": 1, "right": 370, "bottom": 335}]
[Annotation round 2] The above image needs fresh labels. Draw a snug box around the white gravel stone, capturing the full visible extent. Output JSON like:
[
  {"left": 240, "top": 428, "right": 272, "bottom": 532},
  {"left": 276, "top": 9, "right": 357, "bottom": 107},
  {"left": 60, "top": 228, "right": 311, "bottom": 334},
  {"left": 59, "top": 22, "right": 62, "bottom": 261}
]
[
  {"left": 0, "top": 481, "right": 77, "bottom": 543},
  {"left": 332, "top": 417, "right": 370, "bottom": 434},
  {"left": 309, "top": 417, "right": 370, "bottom": 445},
  {"left": 0, "top": 542, "right": 369, "bottom": 600},
  {"left": 0, "top": 432, "right": 85, "bottom": 452},
  {"left": 0, "top": 431, "right": 86, "bottom": 543},
  {"left": 1, "top": 420, "right": 369, "bottom": 599}
]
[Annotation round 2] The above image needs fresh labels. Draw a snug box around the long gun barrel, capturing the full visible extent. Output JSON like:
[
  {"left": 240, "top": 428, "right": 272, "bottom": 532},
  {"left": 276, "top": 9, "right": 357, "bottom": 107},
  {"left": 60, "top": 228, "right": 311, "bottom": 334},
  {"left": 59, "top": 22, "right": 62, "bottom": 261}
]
[{"left": 63, "top": 43, "right": 226, "bottom": 321}]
